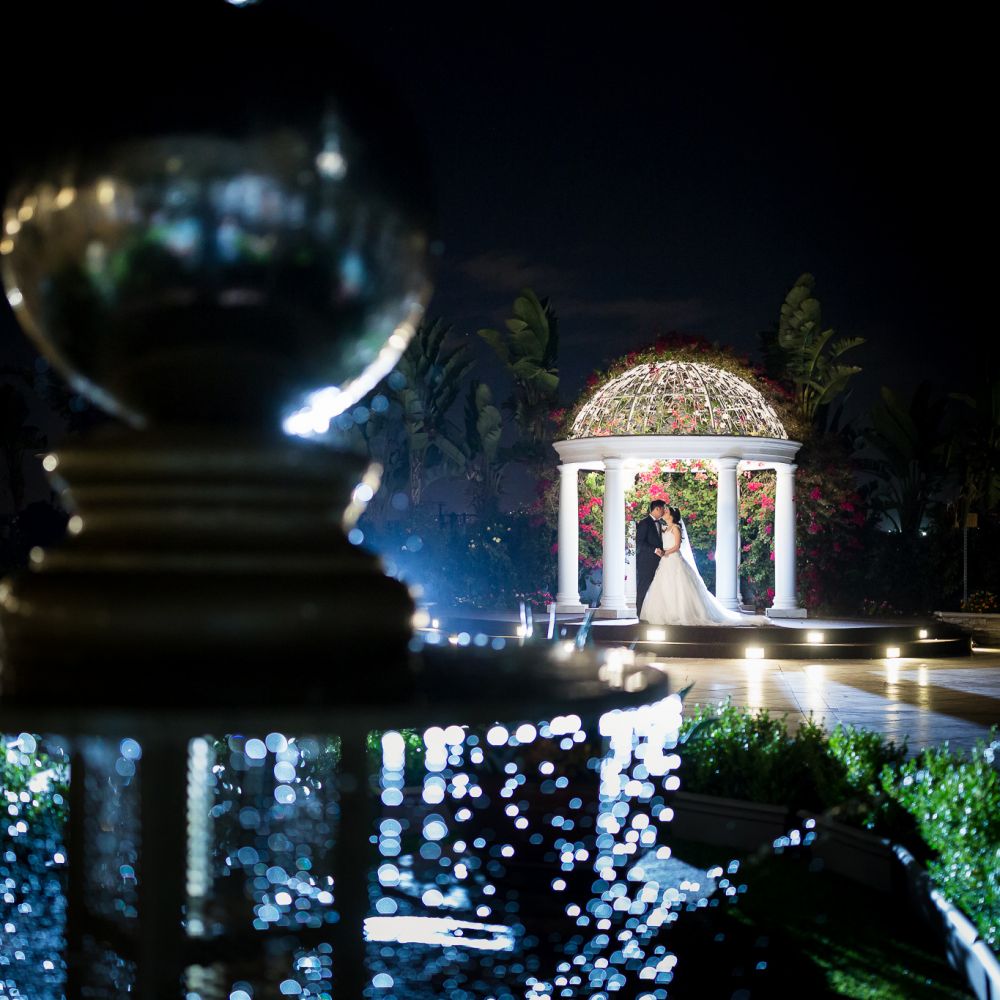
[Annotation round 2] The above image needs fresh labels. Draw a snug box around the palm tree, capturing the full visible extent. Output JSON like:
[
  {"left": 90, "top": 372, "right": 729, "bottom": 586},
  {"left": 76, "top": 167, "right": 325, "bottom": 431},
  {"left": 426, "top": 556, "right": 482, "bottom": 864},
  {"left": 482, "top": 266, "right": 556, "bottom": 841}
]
[
  {"left": 761, "top": 274, "right": 864, "bottom": 430},
  {"left": 950, "top": 376, "right": 1000, "bottom": 519},
  {"left": 860, "top": 383, "right": 948, "bottom": 536},
  {"left": 478, "top": 288, "right": 559, "bottom": 463},
  {"left": 458, "top": 381, "right": 505, "bottom": 517},
  {"left": 392, "top": 318, "right": 474, "bottom": 507}
]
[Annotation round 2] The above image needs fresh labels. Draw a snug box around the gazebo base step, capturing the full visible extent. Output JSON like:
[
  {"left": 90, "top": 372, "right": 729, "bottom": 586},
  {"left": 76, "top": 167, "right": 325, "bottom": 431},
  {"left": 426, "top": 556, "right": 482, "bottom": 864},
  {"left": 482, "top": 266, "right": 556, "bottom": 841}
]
[
  {"left": 417, "top": 611, "right": 973, "bottom": 660},
  {"left": 593, "top": 607, "right": 636, "bottom": 619},
  {"left": 547, "top": 602, "right": 588, "bottom": 615},
  {"left": 766, "top": 606, "right": 808, "bottom": 619}
]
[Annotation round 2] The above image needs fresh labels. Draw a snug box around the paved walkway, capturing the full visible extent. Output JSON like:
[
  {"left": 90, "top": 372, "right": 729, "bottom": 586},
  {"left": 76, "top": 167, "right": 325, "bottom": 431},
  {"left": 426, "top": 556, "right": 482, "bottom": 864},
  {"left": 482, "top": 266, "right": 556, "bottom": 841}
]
[{"left": 655, "top": 648, "right": 1000, "bottom": 753}]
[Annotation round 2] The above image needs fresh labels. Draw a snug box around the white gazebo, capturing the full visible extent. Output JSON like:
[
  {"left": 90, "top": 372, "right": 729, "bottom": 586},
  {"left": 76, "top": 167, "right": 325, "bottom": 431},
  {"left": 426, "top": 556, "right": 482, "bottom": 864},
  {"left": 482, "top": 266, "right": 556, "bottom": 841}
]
[{"left": 551, "top": 361, "right": 806, "bottom": 619}]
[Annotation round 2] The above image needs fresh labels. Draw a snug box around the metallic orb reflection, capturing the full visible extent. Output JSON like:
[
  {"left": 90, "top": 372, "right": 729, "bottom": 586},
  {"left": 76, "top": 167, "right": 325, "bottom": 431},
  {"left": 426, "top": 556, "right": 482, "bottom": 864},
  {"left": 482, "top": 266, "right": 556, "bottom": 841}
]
[{"left": 0, "top": 6, "right": 431, "bottom": 434}]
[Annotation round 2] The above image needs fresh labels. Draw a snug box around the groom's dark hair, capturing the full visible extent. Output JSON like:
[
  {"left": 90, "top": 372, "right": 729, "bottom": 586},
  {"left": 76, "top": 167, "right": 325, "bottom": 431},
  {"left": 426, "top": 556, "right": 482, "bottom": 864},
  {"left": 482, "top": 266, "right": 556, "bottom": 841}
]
[{"left": 648, "top": 500, "right": 666, "bottom": 513}]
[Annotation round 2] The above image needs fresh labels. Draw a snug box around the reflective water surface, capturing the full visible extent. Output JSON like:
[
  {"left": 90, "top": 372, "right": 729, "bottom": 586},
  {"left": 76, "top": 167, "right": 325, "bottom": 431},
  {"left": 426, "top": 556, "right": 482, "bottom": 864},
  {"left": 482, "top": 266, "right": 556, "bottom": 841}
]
[{"left": 0, "top": 694, "right": 767, "bottom": 999}]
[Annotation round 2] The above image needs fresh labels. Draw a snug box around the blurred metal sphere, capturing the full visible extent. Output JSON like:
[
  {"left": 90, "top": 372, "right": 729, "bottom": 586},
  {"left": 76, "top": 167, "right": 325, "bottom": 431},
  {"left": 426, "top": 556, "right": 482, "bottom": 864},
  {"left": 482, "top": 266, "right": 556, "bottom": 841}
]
[{"left": 0, "top": 3, "right": 432, "bottom": 434}]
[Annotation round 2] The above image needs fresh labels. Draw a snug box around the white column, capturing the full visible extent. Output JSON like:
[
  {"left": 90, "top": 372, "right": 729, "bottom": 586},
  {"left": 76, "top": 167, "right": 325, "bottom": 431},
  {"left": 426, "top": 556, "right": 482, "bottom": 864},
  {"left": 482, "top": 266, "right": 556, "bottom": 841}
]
[
  {"left": 771, "top": 462, "right": 805, "bottom": 615},
  {"left": 600, "top": 458, "right": 628, "bottom": 614},
  {"left": 714, "top": 457, "right": 740, "bottom": 610},
  {"left": 554, "top": 463, "right": 585, "bottom": 612}
]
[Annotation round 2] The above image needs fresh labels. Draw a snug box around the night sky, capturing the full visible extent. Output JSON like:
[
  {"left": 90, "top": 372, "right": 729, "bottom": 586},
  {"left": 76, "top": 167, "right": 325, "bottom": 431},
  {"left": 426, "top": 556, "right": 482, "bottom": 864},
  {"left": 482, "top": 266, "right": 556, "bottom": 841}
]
[
  {"left": 1, "top": 3, "right": 992, "bottom": 450},
  {"left": 317, "top": 4, "right": 992, "bottom": 409}
]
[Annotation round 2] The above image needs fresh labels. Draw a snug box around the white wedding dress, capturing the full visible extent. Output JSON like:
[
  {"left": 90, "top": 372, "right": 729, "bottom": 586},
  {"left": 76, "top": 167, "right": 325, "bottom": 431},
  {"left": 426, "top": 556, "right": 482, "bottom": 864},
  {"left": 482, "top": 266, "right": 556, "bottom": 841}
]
[{"left": 640, "top": 525, "right": 763, "bottom": 626}]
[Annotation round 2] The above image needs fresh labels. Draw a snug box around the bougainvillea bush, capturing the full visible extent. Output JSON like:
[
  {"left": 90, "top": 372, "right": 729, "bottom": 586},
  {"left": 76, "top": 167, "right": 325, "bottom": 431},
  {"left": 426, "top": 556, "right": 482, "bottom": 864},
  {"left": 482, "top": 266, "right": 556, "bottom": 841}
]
[
  {"left": 540, "top": 337, "right": 874, "bottom": 612},
  {"left": 554, "top": 454, "right": 867, "bottom": 612}
]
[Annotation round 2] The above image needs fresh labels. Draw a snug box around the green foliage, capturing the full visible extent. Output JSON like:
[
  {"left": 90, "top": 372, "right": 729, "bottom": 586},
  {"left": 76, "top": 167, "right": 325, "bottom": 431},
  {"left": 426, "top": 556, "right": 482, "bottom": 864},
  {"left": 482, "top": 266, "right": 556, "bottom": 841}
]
[
  {"left": 881, "top": 733, "right": 1000, "bottom": 949},
  {"left": 478, "top": 288, "right": 560, "bottom": 461},
  {"left": 793, "top": 437, "right": 871, "bottom": 612},
  {"left": 393, "top": 318, "right": 476, "bottom": 506},
  {"left": 826, "top": 723, "right": 909, "bottom": 830},
  {"left": 677, "top": 702, "right": 849, "bottom": 811},
  {"left": 366, "top": 729, "right": 425, "bottom": 786},
  {"left": 363, "top": 505, "right": 556, "bottom": 610},
  {"left": 761, "top": 273, "right": 864, "bottom": 429},
  {"left": 0, "top": 739, "right": 70, "bottom": 830},
  {"left": 458, "top": 381, "right": 507, "bottom": 517},
  {"left": 679, "top": 703, "right": 999, "bottom": 951},
  {"left": 860, "top": 382, "right": 949, "bottom": 537},
  {"left": 950, "top": 376, "right": 1000, "bottom": 518}
]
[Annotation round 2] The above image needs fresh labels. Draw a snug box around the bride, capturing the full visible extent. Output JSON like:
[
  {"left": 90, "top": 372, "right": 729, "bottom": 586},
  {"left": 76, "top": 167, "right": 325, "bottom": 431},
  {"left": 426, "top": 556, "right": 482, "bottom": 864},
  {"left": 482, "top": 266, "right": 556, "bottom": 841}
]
[{"left": 640, "top": 506, "right": 763, "bottom": 626}]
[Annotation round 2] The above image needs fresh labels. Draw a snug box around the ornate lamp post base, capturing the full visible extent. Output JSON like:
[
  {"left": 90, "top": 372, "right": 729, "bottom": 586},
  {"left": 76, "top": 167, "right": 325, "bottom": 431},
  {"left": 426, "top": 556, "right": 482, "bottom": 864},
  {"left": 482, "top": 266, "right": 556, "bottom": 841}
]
[{"left": 0, "top": 429, "right": 415, "bottom": 704}]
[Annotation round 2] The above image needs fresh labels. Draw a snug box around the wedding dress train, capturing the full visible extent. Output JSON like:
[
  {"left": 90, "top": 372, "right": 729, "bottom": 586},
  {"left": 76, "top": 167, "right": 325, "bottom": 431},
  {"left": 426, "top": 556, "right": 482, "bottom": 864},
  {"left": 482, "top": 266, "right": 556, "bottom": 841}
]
[{"left": 639, "top": 543, "right": 764, "bottom": 627}]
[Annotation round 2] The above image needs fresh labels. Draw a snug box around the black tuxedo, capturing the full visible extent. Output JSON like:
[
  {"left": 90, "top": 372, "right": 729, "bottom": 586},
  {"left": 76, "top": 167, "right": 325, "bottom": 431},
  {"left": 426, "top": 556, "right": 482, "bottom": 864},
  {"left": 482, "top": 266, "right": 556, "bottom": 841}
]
[{"left": 635, "top": 515, "right": 663, "bottom": 618}]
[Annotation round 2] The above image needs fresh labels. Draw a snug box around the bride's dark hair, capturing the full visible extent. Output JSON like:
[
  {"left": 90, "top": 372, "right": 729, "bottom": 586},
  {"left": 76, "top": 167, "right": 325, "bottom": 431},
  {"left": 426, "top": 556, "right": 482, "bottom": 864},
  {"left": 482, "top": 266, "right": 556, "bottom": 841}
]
[{"left": 668, "top": 506, "right": 682, "bottom": 525}]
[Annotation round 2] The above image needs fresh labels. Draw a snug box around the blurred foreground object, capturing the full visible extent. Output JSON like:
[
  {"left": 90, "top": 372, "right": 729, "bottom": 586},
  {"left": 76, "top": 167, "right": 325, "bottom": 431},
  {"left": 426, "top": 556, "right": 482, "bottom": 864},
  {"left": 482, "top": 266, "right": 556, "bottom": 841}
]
[{"left": 0, "top": 1, "right": 431, "bottom": 698}]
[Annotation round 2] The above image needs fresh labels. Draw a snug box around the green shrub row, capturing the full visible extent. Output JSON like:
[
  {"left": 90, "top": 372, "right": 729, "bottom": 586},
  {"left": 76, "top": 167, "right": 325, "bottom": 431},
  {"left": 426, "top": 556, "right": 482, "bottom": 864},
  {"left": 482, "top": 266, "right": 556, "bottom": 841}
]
[{"left": 678, "top": 701, "right": 1000, "bottom": 949}]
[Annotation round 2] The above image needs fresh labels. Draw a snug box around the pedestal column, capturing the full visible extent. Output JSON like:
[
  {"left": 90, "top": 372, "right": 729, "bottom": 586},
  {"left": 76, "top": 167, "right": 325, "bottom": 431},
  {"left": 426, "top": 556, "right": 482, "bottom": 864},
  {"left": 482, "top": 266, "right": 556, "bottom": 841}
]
[
  {"left": 714, "top": 457, "right": 740, "bottom": 610},
  {"left": 770, "top": 461, "right": 806, "bottom": 616},
  {"left": 554, "top": 463, "right": 586, "bottom": 612},
  {"left": 599, "top": 458, "right": 628, "bottom": 615}
]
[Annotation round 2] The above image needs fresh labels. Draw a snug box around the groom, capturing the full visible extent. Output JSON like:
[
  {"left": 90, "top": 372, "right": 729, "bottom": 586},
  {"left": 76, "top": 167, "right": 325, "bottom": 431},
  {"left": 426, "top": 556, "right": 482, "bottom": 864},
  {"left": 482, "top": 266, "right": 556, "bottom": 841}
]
[{"left": 635, "top": 500, "right": 666, "bottom": 620}]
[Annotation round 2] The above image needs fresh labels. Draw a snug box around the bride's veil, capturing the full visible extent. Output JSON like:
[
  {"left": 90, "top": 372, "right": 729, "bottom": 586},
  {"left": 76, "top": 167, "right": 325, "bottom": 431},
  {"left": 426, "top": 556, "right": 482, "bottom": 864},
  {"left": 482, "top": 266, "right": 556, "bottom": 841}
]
[{"left": 677, "top": 519, "right": 756, "bottom": 624}]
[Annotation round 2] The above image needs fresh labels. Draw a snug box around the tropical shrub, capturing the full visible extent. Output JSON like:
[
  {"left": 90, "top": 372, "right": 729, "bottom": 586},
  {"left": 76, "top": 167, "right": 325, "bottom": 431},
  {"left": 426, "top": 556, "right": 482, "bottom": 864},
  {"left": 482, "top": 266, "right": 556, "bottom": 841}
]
[
  {"left": 678, "top": 702, "right": 998, "bottom": 951},
  {"left": 678, "top": 702, "right": 851, "bottom": 811},
  {"left": 962, "top": 590, "right": 998, "bottom": 613},
  {"left": 362, "top": 506, "right": 556, "bottom": 610},
  {"left": 1, "top": 735, "right": 69, "bottom": 830},
  {"left": 882, "top": 734, "right": 1000, "bottom": 948}
]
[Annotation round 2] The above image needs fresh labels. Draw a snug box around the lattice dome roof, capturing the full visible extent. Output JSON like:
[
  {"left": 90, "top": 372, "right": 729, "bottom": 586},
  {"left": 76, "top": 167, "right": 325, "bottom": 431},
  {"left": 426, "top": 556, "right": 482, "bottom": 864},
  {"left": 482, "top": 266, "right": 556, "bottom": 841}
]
[{"left": 570, "top": 361, "right": 787, "bottom": 439}]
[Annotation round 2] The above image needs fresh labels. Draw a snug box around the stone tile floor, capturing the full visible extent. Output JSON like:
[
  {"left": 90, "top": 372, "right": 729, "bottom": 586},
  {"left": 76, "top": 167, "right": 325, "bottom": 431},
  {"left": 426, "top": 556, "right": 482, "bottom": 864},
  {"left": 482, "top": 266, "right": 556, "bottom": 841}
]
[{"left": 655, "top": 647, "right": 1000, "bottom": 752}]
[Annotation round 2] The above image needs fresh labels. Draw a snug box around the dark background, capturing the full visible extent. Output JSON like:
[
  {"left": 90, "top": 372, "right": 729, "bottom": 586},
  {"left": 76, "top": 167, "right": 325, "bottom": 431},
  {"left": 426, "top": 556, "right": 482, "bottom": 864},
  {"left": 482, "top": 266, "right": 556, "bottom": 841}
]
[
  {"left": 302, "top": 3, "right": 992, "bottom": 405},
  {"left": 1, "top": 2, "right": 992, "bottom": 463}
]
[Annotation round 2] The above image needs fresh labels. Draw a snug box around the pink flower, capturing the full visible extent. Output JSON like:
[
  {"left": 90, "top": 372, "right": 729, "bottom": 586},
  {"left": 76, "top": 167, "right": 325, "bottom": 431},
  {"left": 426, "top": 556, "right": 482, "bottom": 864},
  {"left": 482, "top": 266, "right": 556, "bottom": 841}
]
[
  {"left": 769, "top": 551, "right": 775, "bottom": 561},
  {"left": 809, "top": 487, "right": 822, "bottom": 501},
  {"left": 707, "top": 550, "right": 715, "bottom": 561},
  {"left": 550, "top": 543, "right": 559, "bottom": 555},
  {"left": 808, "top": 522, "right": 820, "bottom": 534}
]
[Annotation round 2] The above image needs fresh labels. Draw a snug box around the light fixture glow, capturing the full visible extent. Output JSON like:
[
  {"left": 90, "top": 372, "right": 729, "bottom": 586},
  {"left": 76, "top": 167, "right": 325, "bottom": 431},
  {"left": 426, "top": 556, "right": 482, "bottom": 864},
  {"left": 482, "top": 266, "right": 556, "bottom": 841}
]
[
  {"left": 886, "top": 647, "right": 900, "bottom": 659},
  {"left": 646, "top": 628, "right": 666, "bottom": 641},
  {"left": 364, "top": 916, "right": 514, "bottom": 951},
  {"left": 745, "top": 646, "right": 765, "bottom": 660},
  {"left": 806, "top": 631, "right": 824, "bottom": 644},
  {"left": 918, "top": 629, "right": 928, "bottom": 639}
]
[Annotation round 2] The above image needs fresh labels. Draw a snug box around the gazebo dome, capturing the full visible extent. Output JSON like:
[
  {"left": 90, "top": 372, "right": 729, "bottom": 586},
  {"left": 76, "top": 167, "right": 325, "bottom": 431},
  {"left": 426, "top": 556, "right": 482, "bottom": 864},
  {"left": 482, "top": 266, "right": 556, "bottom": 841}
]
[{"left": 570, "top": 361, "right": 787, "bottom": 440}]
